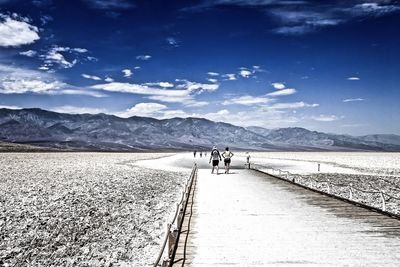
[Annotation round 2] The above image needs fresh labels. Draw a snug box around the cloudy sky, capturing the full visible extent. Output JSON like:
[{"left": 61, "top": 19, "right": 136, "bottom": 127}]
[{"left": 0, "top": 0, "right": 399, "bottom": 135}]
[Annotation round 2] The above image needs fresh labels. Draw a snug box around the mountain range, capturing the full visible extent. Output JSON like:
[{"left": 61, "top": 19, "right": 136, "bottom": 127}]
[{"left": 1, "top": 108, "right": 400, "bottom": 151}]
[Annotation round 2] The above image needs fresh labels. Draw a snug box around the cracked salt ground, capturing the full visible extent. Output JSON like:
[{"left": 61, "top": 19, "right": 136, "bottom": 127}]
[{"left": 0, "top": 153, "right": 189, "bottom": 267}]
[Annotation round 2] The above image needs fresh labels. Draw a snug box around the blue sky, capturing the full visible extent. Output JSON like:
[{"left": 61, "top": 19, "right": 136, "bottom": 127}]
[{"left": 0, "top": 0, "right": 399, "bottom": 135}]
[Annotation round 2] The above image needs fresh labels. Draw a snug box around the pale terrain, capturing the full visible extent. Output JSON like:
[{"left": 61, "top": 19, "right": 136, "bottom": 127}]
[{"left": 0, "top": 153, "right": 188, "bottom": 267}]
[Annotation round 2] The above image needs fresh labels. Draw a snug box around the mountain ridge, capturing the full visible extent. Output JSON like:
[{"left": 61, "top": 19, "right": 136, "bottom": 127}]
[{"left": 0, "top": 108, "right": 399, "bottom": 151}]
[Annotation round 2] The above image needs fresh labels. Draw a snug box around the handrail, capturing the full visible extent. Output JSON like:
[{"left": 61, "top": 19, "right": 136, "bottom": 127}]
[
  {"left": 249, "top": 163, "right": 400, "bottom": 216},
  {"left": 153, "top": 163, "right": 198, "bottom": 267}
]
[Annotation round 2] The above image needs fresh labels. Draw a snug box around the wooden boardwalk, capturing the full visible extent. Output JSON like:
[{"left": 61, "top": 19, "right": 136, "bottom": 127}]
[{"left": 172, "top": 166, "right": 400, "bottom": 266}]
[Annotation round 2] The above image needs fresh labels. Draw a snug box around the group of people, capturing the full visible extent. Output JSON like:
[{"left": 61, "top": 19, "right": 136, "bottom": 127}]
[
  {"left": 209, "top": 146, "right": 233, "bottom": 174},
  {"left": 193, "top": 151, "right": 207, "bottom": 158},
  {"left": 193, "top": 147, "right": 251, "bottom": 174}
]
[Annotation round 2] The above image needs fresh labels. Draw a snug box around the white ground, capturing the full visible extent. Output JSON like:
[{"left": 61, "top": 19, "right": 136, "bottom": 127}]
[{"left": 142, "top": 153, "right": 400, "bottom": 267}]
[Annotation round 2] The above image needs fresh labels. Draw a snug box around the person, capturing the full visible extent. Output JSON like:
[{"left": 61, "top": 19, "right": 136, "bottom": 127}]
[
  {"left": 204, "top": 151, "right": 207, "bottom": 157},
  {"left": 200, "top": 151, "right": 203, "bottom": 158},
  {"left": 193, "top": 151, "right": 197, "bottom": 158},
  {"left": 222, "top": 147, "right": 234, "bottom": 174},
  {"left": 246, "top": 152, "right": 251, "bottom": 168},
  {"left": 209, "top": 146, "right": 222, "bottom": 174}
]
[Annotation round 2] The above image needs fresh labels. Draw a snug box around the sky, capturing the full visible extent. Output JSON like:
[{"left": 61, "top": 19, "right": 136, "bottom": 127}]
[{"left": 0, "top": 0, "right": 399, "bottom": 135}]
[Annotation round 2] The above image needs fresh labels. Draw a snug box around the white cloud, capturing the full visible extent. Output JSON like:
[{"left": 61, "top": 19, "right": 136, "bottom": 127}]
[
  {"left": 341, "top": 123, "right": 366, "bottom": 128},
  {"left": 136, "top": 55, "right": 151, "bottom": 60},
  {"left": 207, "top": 78, "right": 218, "bottom": 83},
  {"left": 352, "top": 3, "right": 400, "bottom": 16},
  {"left": 93, "top": 80, "right": 218, "bottom": 104},
  {"left": 0, "top": 105, "right": 22, "bottom": 110},
  {"left": 57, "top": 89, "right": 106, "bottom": 98},
  {"left": 144, "top": 82, "right": 174, "bottom": 88},
  {"left": 37, "top": 46, "right": 89, "bottom": 70},
  {"left": 82, "top": 73, "right": 102, "bottom": 81},
  {"left": 347, "top": 76, "right": 360, "bottom": 80},
  {"left": 311, "top": 114, "right": 339, "bottom": 122},
  {"left": 146, "top": 95, "right": 193, "bottom": 103},
  {"left": 223, "top": 73, "right": 237, "bottom": 81},
  {"left": 134, "top": 66, "right": 141, "bottom": 70},
  {"left": 117, "top": 102, "right": 167, "bottom": 118},
  {"left": 83, "top": 0, "right": 135, "bottom": 10},
  {"left": 0, "top": 14, "right": 40, "bottom": 47},
  {"left": 0, "top": 79, "right": 64, "bottom": 94},
  {"left": 105, "top": 77, "right": 114, "bottom": 82},
  {"left": 343, "top": 98, "right": 364, "bottom": 102},
  {"left": 92, "top": 82, "right": 190, "bottom": 97},
  {"left": 267, "top": 101, "right": 319, "bottom": 110},
  {"left": 185, "top": 101, "right": 209, "bottom": 107},
  {"left": 73, "top": 48, "right": 88, "bottom": 53},
  {"left": 39, "top": 66, "right": 50, "bottom": 71},
  {"left": 42, "top": 46, "right": 77, "bottom": 69},
  {"left": 239, "top": 69, "right": 252, "bottom": 78},
  {"left": 122, "top": 69, "right": 133, "bottom": 77},
  {"left": 50, "top": 105, "right": 108, "bottom": 115},
  {"left": 87, "top": 56, "right": 98, "bottom": 62},
  {"left": 40, "top": 14, "right": 53, "bottom": 25},
  {"left": 19, "top": 50, "right": 37, "bottom": 57},
  {"left": 223, "top": 95, "right": 272, "bottom": 106},
  {"left": 166, "top": 37, "right": 179, "bottom": 47},
  {"left": 267, "top": 88, "right": 296, "bottom": 96},
  {"left": 271, "top": 82, "right": 285, "bottom": 89},
  {"left": 177, "top": 80, "right": 219, "bottom": 91},
  {"left": 159, "top": 109, "right": 190, "bottom": 118},
  {"left": 207, "top": 72, "right": 219, "bottom": 76},
  {"left": 0, "top": 64, "right": 105, "bottom": 97}
]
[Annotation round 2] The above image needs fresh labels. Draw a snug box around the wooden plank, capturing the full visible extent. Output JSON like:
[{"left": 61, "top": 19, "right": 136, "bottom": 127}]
[{"left": 172, "top": 168, "right": 400, "bottom": 266}]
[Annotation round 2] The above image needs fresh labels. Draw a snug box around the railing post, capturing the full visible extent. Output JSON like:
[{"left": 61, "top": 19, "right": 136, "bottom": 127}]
[
  {"left": 349, "top": 183, "right": 353, "bottom": 200},
  {"left": 380, "top": 190, "right": 386, "bottom": 211},
  {"left": 177, "top": 207, "right": 184, "bottom": 227},
  {"left": 162, "top": 257, "right": 169, "bottom": 267},
  {"left": 168, "top": 227, "right": 178, "bottom": 257}
]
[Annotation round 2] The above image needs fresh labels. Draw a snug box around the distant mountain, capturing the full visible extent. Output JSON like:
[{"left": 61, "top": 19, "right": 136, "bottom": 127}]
[
  {"left": 246, "top": 127, "right": 400, "bottom": 151},
  {"left": 359, "top": 134, "right": 400, "bottom": 146},
  {"left": 0, "top": 108, "right": 399, "bottom": 151}
]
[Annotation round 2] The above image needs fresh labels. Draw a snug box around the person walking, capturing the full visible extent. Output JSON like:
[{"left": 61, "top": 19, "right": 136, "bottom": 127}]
[
  {"left": 222, "top": 147, "right": 234, "bottom": 174},
  {"left": 193, "top": 151, "right": 197, "bottom": 158},
  {"left": 246, "top": 152, "right": 251, "bottom": 168},
  {"left": 209, "top": 146, "right": 222, "bottom": 174}
]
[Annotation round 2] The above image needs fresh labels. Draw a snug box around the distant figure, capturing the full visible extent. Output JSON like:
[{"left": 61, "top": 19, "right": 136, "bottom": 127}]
[
  {"left": 200, "top": 151, "right": 203, "bottom": 158},
  {"left": 209, "top": 146, "right": 222, "bottom": 174},
  {"left": 193, "top": 151, "right": 197, "bottom": 158},
  {"left": 222, "top": 147, "right": 234, "bottom": 174},
  {"left": 246, "top": 152, "right": 251, "bottom": 168},
  {"left": 205, "top": 152, "right": 207, "bottom": 157}
]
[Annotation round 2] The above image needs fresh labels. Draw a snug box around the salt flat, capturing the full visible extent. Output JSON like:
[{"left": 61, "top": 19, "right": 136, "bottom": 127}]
[{"left": 0, "top": 153, "right": 187, "bottom": 267}]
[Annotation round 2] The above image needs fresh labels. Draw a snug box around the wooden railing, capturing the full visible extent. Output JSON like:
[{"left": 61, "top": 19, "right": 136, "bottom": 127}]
[
  {"left": 249, "top": 163, "right": 400, "bottom": 218},
  {"left": 153, "top": 163, "right": 197, "bottom": 267}
]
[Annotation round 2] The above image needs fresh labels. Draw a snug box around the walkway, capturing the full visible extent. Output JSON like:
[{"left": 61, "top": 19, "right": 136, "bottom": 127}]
[{"left": 172, "top": 158, "right": 400, "bottom": 266}]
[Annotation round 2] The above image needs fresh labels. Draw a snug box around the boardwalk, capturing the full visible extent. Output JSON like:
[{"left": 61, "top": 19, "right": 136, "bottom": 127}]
[{"left": 172, "top": 158, "right": 400, "bottom": 266}]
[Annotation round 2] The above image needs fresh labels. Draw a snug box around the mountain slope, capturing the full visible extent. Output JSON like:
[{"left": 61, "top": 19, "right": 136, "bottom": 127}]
[{"left": 0, "top": 108, "right": 399, "bottom": 151}]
